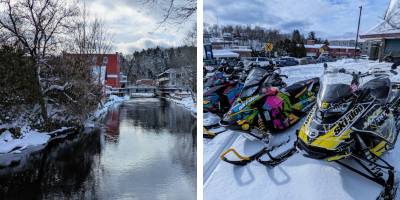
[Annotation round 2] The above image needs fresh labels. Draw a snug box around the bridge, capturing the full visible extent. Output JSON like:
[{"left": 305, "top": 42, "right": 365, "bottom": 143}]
[{"left": 108, "top": 85, "right": 158, "bottom": 97}]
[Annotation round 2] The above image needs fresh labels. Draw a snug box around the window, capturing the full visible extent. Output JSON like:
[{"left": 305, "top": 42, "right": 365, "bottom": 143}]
[{"left": 103, "top": 56, "right": 108, "bottom": 65}]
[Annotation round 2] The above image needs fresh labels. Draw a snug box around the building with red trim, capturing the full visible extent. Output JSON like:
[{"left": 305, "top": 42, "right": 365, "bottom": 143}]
[{"left": 304, "top": 40, "right": 360, "bottom": 58}]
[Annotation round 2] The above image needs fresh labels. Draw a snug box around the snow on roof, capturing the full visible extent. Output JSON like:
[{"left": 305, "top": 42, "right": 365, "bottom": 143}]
[
  {"left": 212, "top": 49, "right": 239, "bottom": 58},
  {"left": 361, "top": 0, "right": 400, "bottom": 38},
  {"left": 304, "top": 44, "right": 325, "bottom": 49},
  {"left": 305, "top": 44, "right": 359, "bottom": 50},
  {"left": 157, "top": 68, "right": 183, "bottom": 76},
  {"left": 230, "top": 48, "right": 252, "bottom": 53},
  {"left": 329, "top": 45, "right": 360, "bottom": 50},
  {"left": 385, "top": 0, "right": 400, "bottom": 20}
]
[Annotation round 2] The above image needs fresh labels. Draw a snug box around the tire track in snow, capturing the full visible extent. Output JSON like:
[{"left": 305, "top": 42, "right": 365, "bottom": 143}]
[{"left": 203, "top": 131, "right": 240, "bottom": 184}]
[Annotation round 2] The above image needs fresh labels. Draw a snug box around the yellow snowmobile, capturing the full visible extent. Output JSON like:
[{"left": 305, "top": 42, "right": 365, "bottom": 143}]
[{"left": 221, "top": 66, "right": 400, "bottom": 200}]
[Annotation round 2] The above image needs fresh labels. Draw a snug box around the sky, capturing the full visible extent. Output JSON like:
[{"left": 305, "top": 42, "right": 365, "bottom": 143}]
[
  {"left": 204, "top": 0, "right": 391, "bottom": 40},
  {"left": 86, "top": 0, "right": 195, "bottom": 54}
]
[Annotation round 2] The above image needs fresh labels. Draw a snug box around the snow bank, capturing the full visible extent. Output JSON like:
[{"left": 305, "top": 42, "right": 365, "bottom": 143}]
[
  {"left": 0, "top": 95, "right": 128, "bottom": 156},
  {"left": 204, "top": 59, "right": 398, "bottom": 200},
  {"left": 0, "top": 127, "right": 50, "bottom": 154},
  {"left": 166, "top": 96, "right": 197, "bottom": 115},
  {"left": 88, "top": 95, "right": 129, "bottom": 124}
]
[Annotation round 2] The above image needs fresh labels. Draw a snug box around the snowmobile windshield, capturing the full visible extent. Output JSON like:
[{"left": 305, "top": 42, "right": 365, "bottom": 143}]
[
  {"left": 240, "top": 67, "right": 267, "bottom": 99},
  {"left": 318, "top": 73, "right": 356, "bottom": 104},
  {"left": 204, "top": 73, "right": 226, "bottom": 87}
]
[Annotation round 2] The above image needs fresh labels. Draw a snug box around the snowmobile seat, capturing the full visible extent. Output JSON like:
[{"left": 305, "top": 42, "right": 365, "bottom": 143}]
[
  {"left": 361, "top": 77, "right": 390, "bottom": 102},
  {"left": 284, "top": 81, "right": 308, "bottom": 98}
]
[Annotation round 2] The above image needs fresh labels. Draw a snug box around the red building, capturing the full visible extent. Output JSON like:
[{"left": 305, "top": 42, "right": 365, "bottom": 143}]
[
  {"left": 97, "top": 53, "right": 121, "bottom": 88},
  {"left": 328, "top": 46, "right": 361, "bottom": 58},
  {"left": 64, "top": 53, "right": 123, "bottom": 89},
  {"left": 106, "top": 54, "right": 121, "bottom": 88},
  {"left": 304, "top": 40, "right": 360, "bottom": 58}
]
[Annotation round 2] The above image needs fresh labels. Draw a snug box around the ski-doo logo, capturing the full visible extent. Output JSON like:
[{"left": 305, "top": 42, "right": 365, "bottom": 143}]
[
  {"left": 238, "top": 95, "right": 259, "bottom": 111},
  {"left": 333, "top": 105, "right": 364, "bottom": 136}
]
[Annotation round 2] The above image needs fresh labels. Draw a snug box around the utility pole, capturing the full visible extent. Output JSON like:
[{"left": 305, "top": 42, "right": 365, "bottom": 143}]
[{"left": 355, "top": 6, "right": 363, "bottom": 59}]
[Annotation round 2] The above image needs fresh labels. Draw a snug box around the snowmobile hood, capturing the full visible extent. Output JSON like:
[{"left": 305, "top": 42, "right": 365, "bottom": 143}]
[
  {"left": 298, "top": 102, "right": 369, "bottom": 152},
  {"left": 221, "top": 94, "right": 265, "bottom": 125}
]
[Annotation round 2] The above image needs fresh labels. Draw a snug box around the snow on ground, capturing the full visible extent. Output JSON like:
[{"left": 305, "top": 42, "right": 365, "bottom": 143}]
[
  {"left": 166, "top": 96, "right": 197, "bottom": 115},
  {"left": 0, "top": 126, "right": 50, "bottom": 154},
  {"left": 204, "top": 59, "right": 400, "bottom": 200},
  {"left": 85, "top": 95, "right": 129, "bottom": 127},
  {"left": 0, "top": 95, "right": 128, "bottom": 156},
  {"left": 203, "top": 112, "right": 221, "bottom": 127}
]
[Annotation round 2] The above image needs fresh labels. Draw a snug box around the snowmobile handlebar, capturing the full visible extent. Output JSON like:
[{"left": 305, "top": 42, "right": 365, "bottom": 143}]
[{"left": 280, "top": 74, "right": 288, "bottom": 79}]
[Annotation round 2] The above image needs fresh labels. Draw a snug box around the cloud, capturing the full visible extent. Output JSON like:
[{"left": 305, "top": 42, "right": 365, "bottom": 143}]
[
  {"left": 117, "top": 38, "right": 176, "bottom": 53},
  {"left": 86, "top": 0, "right": 194, "bottom": 53},
  {"left": 204, "top": 0, "right": 390, "bottom": 39}
]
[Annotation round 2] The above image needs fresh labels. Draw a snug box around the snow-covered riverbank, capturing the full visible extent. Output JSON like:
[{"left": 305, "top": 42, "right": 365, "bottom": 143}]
[
  {"left": 165, "top": 96, "right": 197, "bottom": 116},
  {"left": 0, "top": 95, "right": 128, "bottom": 157},
  {"left": 204, "top": 59, "right": 400, "bottom": 200}
]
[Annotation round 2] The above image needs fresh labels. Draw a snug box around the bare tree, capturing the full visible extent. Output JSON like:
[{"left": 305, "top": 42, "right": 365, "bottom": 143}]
[
  {"left": 141, "top": 0, "right": 196, "bottom": 25},
  {"left": 0, "top": 0, "right": 78, "bottom": 125},
  {"left": 69, "top": 2, "right": 114, "bottom": 87},
  {"left": 184, "top": 23, "right": 196, "bottom": 46}
]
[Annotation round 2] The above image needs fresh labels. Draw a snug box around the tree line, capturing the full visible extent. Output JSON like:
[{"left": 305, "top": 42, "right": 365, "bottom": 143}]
[
  {"left": 120, "top": 45, "right": 197, "bottom": 92},
  {"left": 204, "top": 24, "right": 329, "bottom": 58}
]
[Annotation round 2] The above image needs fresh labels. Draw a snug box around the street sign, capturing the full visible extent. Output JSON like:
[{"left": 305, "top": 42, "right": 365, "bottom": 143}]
[
  {"left": 320, "top": 48, "right": 325, "bottom": 53},
  {"left": 265, "top": 43, "right": 273, "bottom": 52}
]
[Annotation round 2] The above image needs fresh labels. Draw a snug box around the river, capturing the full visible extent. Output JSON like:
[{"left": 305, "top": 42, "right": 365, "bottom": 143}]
[{"left": 0, "top": 98, "right": 196, "bottom": 200}]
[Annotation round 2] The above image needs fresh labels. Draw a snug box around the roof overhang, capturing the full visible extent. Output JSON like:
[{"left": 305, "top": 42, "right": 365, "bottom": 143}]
[{"left": 360, "top": 32, "right": 400, "bottom": 40}]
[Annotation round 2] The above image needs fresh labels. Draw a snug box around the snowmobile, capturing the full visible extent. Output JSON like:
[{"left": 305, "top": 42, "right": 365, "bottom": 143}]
[
  {"left": 203, "top": 63, "right": 270, "bottom": 116},
  {"left": 221, "top": 65, "right": 400, "bottom": 200},
  {"left": 219, "top": 65, "right": 319, "bottom": 141},
  {"left": 203, "top": 64, "right": 283, "bottom": 138},
  {"left": 203, "top": 65, "right": 245, "bottom": 115}
]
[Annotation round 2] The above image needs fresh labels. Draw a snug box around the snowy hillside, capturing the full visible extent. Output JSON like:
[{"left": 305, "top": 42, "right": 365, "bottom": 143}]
[{"left": 203, "top": 59, "right": 400, "bottom": 200}]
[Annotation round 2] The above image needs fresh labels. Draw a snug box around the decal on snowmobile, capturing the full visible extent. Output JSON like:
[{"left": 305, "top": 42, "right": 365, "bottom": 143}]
[
  {"left": 363, "top": 107, "right": 390, "bottom": 129},
  {"left": 237, "top": 95, "right": 260, "bottom": 111},
  {"left": 333, "top": 104, "right": 364, "bottom": 136}
]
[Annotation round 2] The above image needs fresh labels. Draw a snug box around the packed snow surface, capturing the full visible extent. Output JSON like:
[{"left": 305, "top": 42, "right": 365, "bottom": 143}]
[{"left": 203, "top": 59, "right": 400, "bottom": 200}]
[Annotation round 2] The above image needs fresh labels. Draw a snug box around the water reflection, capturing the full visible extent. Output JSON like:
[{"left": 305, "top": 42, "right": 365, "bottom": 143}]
[
  {"left": 0, "top": 98, "right": 196, "bottom": 200},
  {"left": 0, "top": 130, "right": 102, "bottom": 200}
]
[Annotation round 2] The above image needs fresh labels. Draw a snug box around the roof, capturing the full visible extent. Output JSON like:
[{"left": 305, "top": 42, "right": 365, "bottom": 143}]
[
  {"left": 329, "top": 45, "right": 360, "bottom": 50},
  {"left": 361, "top": 0, "right": 400, "bottom": 39},
  {"left": 304, "top": 44, "right": 325, "bottom": 49},
  {"left": 212, "top": 49, "right": 239, "bottom": 58},
  {"left": 304, "top": 44, "right": 359, "bottom": 50}
]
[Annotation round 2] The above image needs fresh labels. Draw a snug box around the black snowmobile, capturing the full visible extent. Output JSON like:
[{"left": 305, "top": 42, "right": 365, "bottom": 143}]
[
  {"left": 203, "top": 64, "right": 284, "bottom": 138},
  {"left": 219, "top": 64, "right": 319, "bottom": 141},
  {"left": 221, "top": 64, "right": 400, "bottom": 200}
]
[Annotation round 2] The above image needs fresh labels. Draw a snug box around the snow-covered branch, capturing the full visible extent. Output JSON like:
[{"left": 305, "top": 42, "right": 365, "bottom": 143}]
[{"left": 44, "top": 82, "right": 70, "bottom": 93}]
